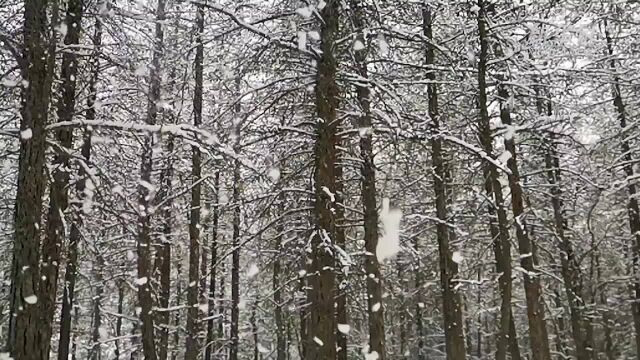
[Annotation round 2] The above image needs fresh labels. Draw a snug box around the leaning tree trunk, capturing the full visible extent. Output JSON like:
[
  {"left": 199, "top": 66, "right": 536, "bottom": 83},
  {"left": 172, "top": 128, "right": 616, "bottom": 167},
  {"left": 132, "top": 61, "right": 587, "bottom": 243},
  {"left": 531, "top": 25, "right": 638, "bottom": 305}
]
[
  {"left": 350, "top": 1, "right": 385, "bottom": 358},
  {"left": 39, "top": 0, "right": 83, "bottom": 356},
  {"left": 604, "top": 19, "right": 640, "bottom": 360},
  {"left": 423, "top": 3, "right": 465, "bottom": 358},
  {"left": 305, "top": 0, "right": 340, "bottom": 359},
  {"left": 9, "top": 0, "right": 55, "bottom": 356},
  {"left": 483, "top": 2, "right": 552, "bottom": 356},
  {"left": 475, "top": 2, "right": 519, "bottom": 359},
  {"left": 185, "top": 2, "right": 205, "bottom": 359},
  {"left": 136, "top": 0, "right": 166, "bottom": 359}
]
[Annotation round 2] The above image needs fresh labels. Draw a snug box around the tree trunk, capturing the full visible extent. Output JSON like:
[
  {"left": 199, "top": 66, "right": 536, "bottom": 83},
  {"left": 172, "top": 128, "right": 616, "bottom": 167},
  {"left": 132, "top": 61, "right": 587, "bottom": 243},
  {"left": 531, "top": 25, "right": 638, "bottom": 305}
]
[
  {"left": 205, "top": 172, "right": 220, "bottom": 360},
  {"left": 115, "top": 281, "right": 125, "bottom": 360},
  {"left": 57, "top": 6, "right": 100, "bottom": 357},
  {"left": 39, "top": 0, "right": 82, "bottom": 356},
  {"left": 136, "top": 0, "right": 166, "bottom": 358},
  {"left": 8, "top": 0, "right": 55, "bottom": 355},
  {"left": 230, "top": 159, "right": 241, "bottom": 360},
  {"left": 185, "top": 2, "right": 205, "bottom": 359},
  {"left": 306, "top": 1, "right": 340, "bottom": 359},
  {"left": 155, "top": 134, "right": 174, "bottom": 360},
  {"left": 544, "top": 129, "right": 592, "bottom": 360},
  {"left": 251, "top": 300, "right": 259, "bottom": 360},
  {"left": 274, "top": 194, "right": 287, "bottom": 360},
  {"left": 350, "top": 1, "right": 385, "bottom": 358},
  {"left": 90, "top": 254, "right": 104, "bottom": 360},
  {"left": 424, "top": 3, "right": 465, "bottom": 358},
  {"left": 475, "top": 2, "right": 518, "bottom": 359},
  {"left": 604, "top": 19, "right": 640, "bottom": 360}
]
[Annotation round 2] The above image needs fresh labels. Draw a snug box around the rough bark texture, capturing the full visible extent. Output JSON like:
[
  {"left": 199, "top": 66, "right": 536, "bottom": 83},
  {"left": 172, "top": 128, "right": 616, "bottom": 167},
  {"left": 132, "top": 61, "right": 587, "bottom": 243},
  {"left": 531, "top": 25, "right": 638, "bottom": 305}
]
[
  {"left": 39, "top": 0, "right": 82, "bottom": 356},
  {"left": 305, "top": 0, "right": 339, "bottom": 358},
  {"left": 604, "top": 20, "right": 640, "bottom": 360},
  {"left": 90, "top": 255, "right": 104, "bottom": 360},
  {"left": 136, "top": 0, "right": 166, "bottom": 358},
  {"left": 9, "top": 0, "right": 54, "bottom": 356},
  {"left": 185, "top": 2, "right": 205, "bottom": 359},
  {"left": 424, "top": 4, "right": 466, "bottom": 359},
  {"left": 351, "top": 1, "right": 386, "bottom": 358},
  {"left": 475, "top": 2, "right": 519, "bottom": 359}
]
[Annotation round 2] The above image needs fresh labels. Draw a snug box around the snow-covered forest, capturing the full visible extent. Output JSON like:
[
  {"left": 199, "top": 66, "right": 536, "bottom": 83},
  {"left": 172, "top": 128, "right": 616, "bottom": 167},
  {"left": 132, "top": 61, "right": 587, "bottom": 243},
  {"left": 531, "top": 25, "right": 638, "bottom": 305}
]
[{"left": 1, "top": 0, "right": 639, "bottom": 359}]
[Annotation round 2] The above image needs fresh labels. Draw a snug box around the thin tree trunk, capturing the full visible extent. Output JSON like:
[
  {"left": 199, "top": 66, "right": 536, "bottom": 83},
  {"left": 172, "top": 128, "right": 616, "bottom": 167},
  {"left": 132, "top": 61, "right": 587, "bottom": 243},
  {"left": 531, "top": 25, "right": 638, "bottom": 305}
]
[
  {"left": 251, "top": 300, "right": 259, "bottom": 360},
  {"left": 115, "top": 281, "right": 125, "bottom": 360},
  {"left": 475, "top": 2, "right": 518, "bottom": 359},
  {"left": 171, "top": 262, "right": 183, "bottom": 360},
  {"left": 424, "top": 3, "right": 465, "bottom": 358},
  {"left": 350, "top": 1, "right": 385, "bottom": 358},
  {"left": 274, "top": 194, "right": 287, "bottom": 360},
  {"left": 90, "top": 254, "right": 104, "bottom": 360},
  {"left": 58, "top": 7, "right": 100, "bottom": 358},
  {"left": 185, "top": 2, "right": 205, "bottom": 358},
  {"left": 155, "top": 134, "right": 174, "bottom": 360},
  {"left": 306, "top": 1, "right": 340, "bottom": 359},
  {"left": 544, "top": 131, "right": 592, "bottom": 360},
  {"left": 9, "top": 0, "right": 55, "bottom": 355},
  {"left": 230, "top": 159, "right": 241, "bottom": 360},
  {"left": 205, "top": 172, "right": 220, "bottom": 360},
  {"left": 604, "top": 19, "right": 640, "bottom": 360},
  {"left": 136, "top": 0, "right": 166, "bottom": 358}
]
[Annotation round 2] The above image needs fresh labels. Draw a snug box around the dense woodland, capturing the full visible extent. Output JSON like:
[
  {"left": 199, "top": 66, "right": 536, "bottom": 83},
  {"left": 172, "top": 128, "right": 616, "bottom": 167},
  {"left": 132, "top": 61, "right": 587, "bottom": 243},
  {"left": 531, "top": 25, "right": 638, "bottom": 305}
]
[{"left": 1, "top": 0, "right": 640, "bottom": 359}]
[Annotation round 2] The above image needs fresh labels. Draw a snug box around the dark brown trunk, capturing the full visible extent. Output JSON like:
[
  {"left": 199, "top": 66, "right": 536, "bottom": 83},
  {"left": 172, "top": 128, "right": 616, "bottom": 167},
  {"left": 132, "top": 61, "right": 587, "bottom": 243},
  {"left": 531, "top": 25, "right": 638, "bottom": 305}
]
[
  {"left": 155, "top": 134, "right": 173, "bottom": 360},
  {"left": 115, "top": 281, "right": 125, "bottom": 360},
  {"left": 424, "top": 4, "right": 465, "bottom": 358},
  {"left": 350, "top": 1, "right": 385, "bottom": 358},
  {"left": 39, "top": 0, "right": 82, "bottom": 356},
  {"left": 185, "top": 2, "right": 205, "bottom": 359},
  {"left": 230, "top": 160, "right": 241, "bottom": 360},
  {"left": 136, "top": 0, "right": 165, "bottom": 358},
  {"left": 8, "top": 0, "right": 54, "bottom": 355},
  {"left": 251, "top": 300, "right": 259, "bottom": 360},
  {"left": 305, "top": 1, "right": 340, "bottom": 359},
  {"left": 475, "top": 2, "right": 518, "bottom": 359},
  {"left": 205, "top": 172, "right": 220, "bottom": 360},
  {"left": 90, "top": 255, "right": 104, "bottom": 360},
  {"left": 604, "top": 19, "right": 640, "bottom": 360},
  {"left": 57, "top": 7, "right": 100, "bottom": 358},
  {"left": 274, "top": 195, "right": 287, "bottom": 360}
]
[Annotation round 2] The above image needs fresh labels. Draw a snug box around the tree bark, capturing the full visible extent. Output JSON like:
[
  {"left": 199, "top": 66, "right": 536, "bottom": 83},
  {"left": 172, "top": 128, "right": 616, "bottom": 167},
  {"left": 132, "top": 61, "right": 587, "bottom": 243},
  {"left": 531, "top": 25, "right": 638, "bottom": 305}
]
[
  {"left": 230, "top": 159, "right": 241, "bottom": 360},
  {"left": 57, "top": 2, "right": 100, "bottom": 359},
  {"left": 424, "top": 3, "right": 465, "bottom": 358},
  {"left": 39, "top": 0, "right": 82, "bottom": 356},
  {"left": 205, "top": 172, "right": 220, "bottom": 360},
  {"left": 351, "top": 1, "right": 385, "bottom": 358},
  {"left": 274, "top": 193, "right": 287, "bottom": 360},
  {"left": 185, "top": 2, "right": 205, "bottom": 359},
  {"left": 90, "top": 254, "right": 104, "bottom": 360},
  {"left": 491, "top": 17, "right": 552, "bottom": 360},
  {"left": 604, "top": 19, "right": 640, "bottom": 360},
  {"left": 136, "top": 0, "right": 166, "bottom": 358},
  {"left": 475, "top": 2, "right": 519, "bottom": 359},
  {"left": 155, "top": 133, "right": 174, "bottom": 360},
  {"left": 305, "top": 1, "right": 340, "bottom": 358},
  {"left": 9, "top": 0, "right": 55, "bottom": 356}
]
